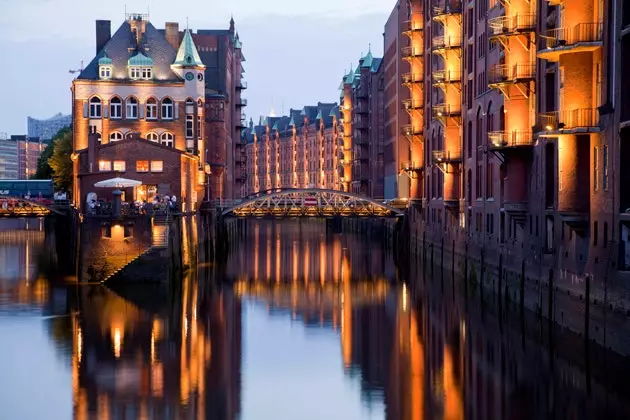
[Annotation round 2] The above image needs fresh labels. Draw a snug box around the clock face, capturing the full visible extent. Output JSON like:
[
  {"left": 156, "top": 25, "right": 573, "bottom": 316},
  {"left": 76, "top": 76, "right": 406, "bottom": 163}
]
[{"left": 185, "top": 72, "right": 194, "bottom": 81}]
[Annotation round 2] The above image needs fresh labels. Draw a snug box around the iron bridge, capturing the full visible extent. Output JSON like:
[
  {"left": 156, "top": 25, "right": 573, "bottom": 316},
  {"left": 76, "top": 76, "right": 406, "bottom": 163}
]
[
  {"left": 0, "top": 196, "right": 66, "bottom": 217},
  {"left": 222, "top": 188, "right": 404, "bottom": 218}
]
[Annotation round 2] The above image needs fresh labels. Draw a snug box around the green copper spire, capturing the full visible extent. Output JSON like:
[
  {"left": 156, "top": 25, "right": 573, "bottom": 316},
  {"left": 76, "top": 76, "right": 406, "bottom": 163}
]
[
  {"left": 360, "top": 44, "right": 373, "bottom": 68},
  {"left": 173, "top": 30, "right": 204, "bottom": 67}
]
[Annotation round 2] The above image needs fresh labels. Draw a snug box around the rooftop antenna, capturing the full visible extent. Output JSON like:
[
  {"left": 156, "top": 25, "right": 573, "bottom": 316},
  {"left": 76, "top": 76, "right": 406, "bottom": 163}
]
[
  {"left": 68, "top": 59, "right": 84, "bottom": 77},
  {"left": 186, "top": 16, "right": 189, "bottom": 31}
]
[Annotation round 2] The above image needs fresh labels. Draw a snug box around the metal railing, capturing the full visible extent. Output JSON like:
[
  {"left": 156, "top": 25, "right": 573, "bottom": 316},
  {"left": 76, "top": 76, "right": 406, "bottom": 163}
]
[
  {"left": 402, "top": 19, "right": 424, "bottom": 33},
  {"left": 401, "top": 72, "right": 423, "bottom": 84},
  {"left": 537, "top": 108, "right": 600, "bottom": 131},
  {"left": 401, "top": 124, "right": 423, "bottom": 136},
  {"left": 488, "top": 130, "right": 534, "bottom": 148},
  {"left": 433, "top": 1, "right": 463, "bottom": 17},
  {"left": 236, "top": 81, "right": 248, "bottom": 89},
  {"left": 539, "top": 23, "right": 603, "bottom": 50},
  {"left": 236, "top": 98, "right": 248, "bottom": 107},
  {"left": 402, "top": 99, "right": 423, "bottom": 110},
  {"left": 432, "top": 35, "right": 463, "bottom": 51},
  {"left": 401, "top": 161, "right": 424, "bottom": 171},
  {"left": 401, "top": 46, "right": 424, "bottom": 58},
  {"left": 432, "top": 150, "right": 461, "bottom": 162},
  {"left": 488, "top": 63, "right": 536, "bottom": 84},
  {"left": 432, "top": 69, "right": 462, "bottom": 84},
  {"left": 432, "top": 103, "right": 461, "bottom": 118},
  {"left": 488, "top": 14, "right": 536, "bottom": 37}
]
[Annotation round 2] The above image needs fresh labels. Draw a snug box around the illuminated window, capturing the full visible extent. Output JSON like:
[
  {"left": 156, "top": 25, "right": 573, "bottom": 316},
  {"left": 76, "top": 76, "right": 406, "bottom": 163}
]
[
  {"left": 129, "top": 66, "right": 152, "bottom": 80},
  {"left": 161, "top": 98, "right": 173, "bottom": 120},
  {"left": 126, "top": 97, "right": 138, "bottom": 119},
  {"left": 99, "top": 160, "right": 112, "bottom": 171},
  {"left": 110, "top": 132, "right": 123, "bottom": 142},
  {"left": 146, "top": 98, "right": 158, "bottom": 120},
  {"left": 136, "top": 160, "right": 149, "bottom": 172},
  {"left": 99, "top": 66, "right": 112, "bottom": 79},
  {"left": 113, "top": 160, "right": 126, "bottom": 171},
  {"left": 151, "top": 161, "right": 164, "bottom": 172},
  {"left": 110, "top": 97, "right": 122, "bottom": 119},
  {"left": 89, "top": 97, "right": 102, "bottom": 118},
  {"left": 146, "top": 132, "right": 159, "bottom": 142},
  {"left": 161, "top": 132, "right": 174, "bottom": 147}
]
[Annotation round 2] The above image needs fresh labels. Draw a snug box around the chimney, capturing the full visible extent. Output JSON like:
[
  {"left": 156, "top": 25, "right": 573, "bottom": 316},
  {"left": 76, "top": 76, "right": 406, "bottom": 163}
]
[
  {"left": 96, "top": 20, "right": 111, "bottom": 54},
  {"left": 165, "top": 22, "right": 180, "bottom": 50}
]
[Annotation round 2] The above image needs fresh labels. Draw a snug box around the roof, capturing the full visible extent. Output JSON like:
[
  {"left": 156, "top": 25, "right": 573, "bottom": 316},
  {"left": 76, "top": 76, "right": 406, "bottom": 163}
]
[
  {"left": 360, "top": 48, "right": 373, "bottom": 68},
  {"left": 128, "top": 51, "right": 153, "bottom": 66},
  {"left": 78, "top": 20, "right": 180, "bottom": 81},
  {"left": 173, "top": 30, "right": 204, "bottom": 67},
  {"left": 371, "top": 57, "right": 383, "bottom": 73},
  {"left": 98, "top": 53, "right": 112, "bottom": 66}
]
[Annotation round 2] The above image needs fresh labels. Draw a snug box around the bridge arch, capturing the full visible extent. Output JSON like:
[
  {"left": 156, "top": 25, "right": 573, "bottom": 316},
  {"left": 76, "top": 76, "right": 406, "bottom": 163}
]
[{"left": 221, "top": 188, "right": 404, "bottom": 218}]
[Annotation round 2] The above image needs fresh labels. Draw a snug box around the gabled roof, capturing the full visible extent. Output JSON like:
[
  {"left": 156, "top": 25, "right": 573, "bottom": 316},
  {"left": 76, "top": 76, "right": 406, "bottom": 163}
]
[
  {"left": 173, "top": 30, "right": 204, "bottom": 67},
  {"left": 78, "top": 20, "right": 180, "bottom": 81}
]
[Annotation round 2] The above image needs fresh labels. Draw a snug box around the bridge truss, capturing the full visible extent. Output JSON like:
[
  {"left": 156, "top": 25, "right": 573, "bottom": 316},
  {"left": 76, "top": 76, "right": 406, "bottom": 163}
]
[
  {"left": 0, "top": 197, "right": 64, "bottom": 217},
  {"left": 222, "top": 189, "right": 404, "bottom": 218}
]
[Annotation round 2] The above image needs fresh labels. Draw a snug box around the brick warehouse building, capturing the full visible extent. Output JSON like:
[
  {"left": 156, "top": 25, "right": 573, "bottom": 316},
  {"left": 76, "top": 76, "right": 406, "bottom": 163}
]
[
  {"left": 243, "top": 103, "right": 343, "bottom": 195},
  {"left": 72, "top": 13, "right": 246, "bottom": 211}
]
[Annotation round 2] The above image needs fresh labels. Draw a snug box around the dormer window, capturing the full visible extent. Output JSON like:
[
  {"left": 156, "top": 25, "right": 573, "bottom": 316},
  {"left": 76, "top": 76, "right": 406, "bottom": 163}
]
[
  {"left": 99, "top": 66, "right": 112, "bottom": 79},
  {"left": 129, "top": 66, "right": 152, "bottom": 80}
]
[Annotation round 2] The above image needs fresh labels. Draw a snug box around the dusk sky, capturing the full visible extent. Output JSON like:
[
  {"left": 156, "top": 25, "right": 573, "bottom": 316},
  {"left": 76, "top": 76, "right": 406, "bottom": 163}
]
[{"left": 0, "top": 0, "right": 393, "bottom": 135}]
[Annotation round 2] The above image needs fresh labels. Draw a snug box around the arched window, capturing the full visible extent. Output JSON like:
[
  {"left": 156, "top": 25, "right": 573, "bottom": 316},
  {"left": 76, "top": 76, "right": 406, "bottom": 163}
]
[
  {"left": 126, "top": 97, "right": 138, "bottom": 119},
  {"left": 161, "top": 98, "right": 173, "bottom": 120},
  {"left": 110, "top": 97, "right": 122, "bottom": 119},
  {"left": 185, "top": 98, "right": 195, "bottom": 114},
  {"left": 487, "top": 101, "right": 494, "bottom": 133},
  {"left": 147, "top": 132, "right": 159, "bottom": 142},
  {"left": 97, "top": 132, "right": 102, "bottom": 145},
  {"left": 146, "top": 97, "right": 158, "bottom": 120},
  {"left": 161, "top": 132, "right": 174, "bottom": 147},
  {"left": 110, "top": 132, "right": 123, "bottom": 142},
  {"left": 89, "top": 97, "right": 101, "bottom": 118}
]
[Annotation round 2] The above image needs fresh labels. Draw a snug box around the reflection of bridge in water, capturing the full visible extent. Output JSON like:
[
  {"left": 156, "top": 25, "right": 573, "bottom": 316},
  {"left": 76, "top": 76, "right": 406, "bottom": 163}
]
[{"left": 221, "top": 188, "right": 404, "bottom": 218}]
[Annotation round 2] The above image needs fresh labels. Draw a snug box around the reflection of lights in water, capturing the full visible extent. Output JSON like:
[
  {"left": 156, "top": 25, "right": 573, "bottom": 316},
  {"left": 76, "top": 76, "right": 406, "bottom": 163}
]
[
  {"left": 403, "top": 283, "right": 408, "bottom": 312},
  {"left": 112, "top": 327, "right": 122, "bottom": 358},
  {"left": 460, "top": 320, "right": 466, "bottom": 340},
  {"left": 77, "top": 327, "right": 82, "bottom": 363},
  {"left": 184, "top": 317, "right": 188, "bottom": 338},
  {"left": 151, "top": 332, "right": 156, "bottom": 363}
]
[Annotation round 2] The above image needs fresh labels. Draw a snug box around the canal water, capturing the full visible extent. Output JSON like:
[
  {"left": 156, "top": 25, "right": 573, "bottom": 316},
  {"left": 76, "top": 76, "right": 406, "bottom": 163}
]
[{"left": 1, "top": 217, "right": 629, "bottom": 419}]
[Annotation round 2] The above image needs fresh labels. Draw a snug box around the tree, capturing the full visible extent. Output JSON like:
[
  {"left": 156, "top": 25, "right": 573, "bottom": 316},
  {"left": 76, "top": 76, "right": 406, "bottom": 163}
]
[
  {"left": 47, "top": 127, "right": 73, "bottom": 192},
  {"left": 32, "top": 141, "right": 54, "bottom": 180}
]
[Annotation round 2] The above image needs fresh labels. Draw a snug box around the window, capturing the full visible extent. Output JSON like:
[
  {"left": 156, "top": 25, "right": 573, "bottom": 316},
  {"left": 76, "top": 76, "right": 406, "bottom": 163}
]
[
  {"left": 136, "top": 160, "right": 149, "bottom": 172},
  {"left": 161, "top": 132, "right": 174, "bottom": 147},
  {"left": 89, "top": 97, "right": 102, "bottom": 118},
  {"left": 146, "top": 98, "right": 158, "bottom": 120},
  {"left": 99, "top": 66, "right": 112, "bottom": 79},
  {"left": 147, "top": 132, "right": 159, "bottom": 142},
  {"left": 151, "top": 161, "right": 164, "bottom": 172},
  {"left": 110, "top": 97, "right": 122, "bottom": 119},
  {"left": 113, "top": 160, "right": 126, "bottom": 171},
  {"left": 186, "top": 115, "right": 194, "bottom": 138},
  {"left": 593, "top": 146, "right": 599, "bottom": 191},
  {"left": 126, "top": 97, "right": 138, "bottom": 119},
  {"left": 110, "top": 132, "right": 123, "bottom": 142},
  {"left": 129, "top": 66, "right": 152, "bottom": 80},
  {"left": 161, "top": 98, "right": 173, "bottom": 120},
  {"left": 603, "top": 145, "right": 609, "bottom": 190},
  {"left": 99, "top": 160, "right": 111, "bottom": 171},
  {"left": 96, "top": 132, "right": 102, "bottom": 145},
  {"left": 197, "top": 116, "right": 202, "bottom": 138}
]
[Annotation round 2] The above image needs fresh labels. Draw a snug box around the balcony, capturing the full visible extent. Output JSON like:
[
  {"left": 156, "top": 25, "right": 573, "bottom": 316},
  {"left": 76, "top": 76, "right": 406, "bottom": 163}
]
[
  {"left": 236, "top": 80, "right": 248, "bottom": 90},
  {"left": 432, "top": 103, "right": 461, "bottom": 122},
  {"left": 432, "top": 69, "right": 462, "bottom": 87},
  {"left": 401, "top": 46, "right": 424, "bottom": 59},
  {"left": 355, "top": 103, "right": 369, "bottom": 114},
  {"left": 488, "top": 14, "right": 536, "bottom": 40},
  {"left": 236, "top": 98, "right": 248, "bottom": 107},
  {"left": 537, "top": 23, "right": 603, "bottom": 62},
  {"left": 401, "top": 72, "right": 423, "bottom": 85},
  {"left": 537, "top": 108, "right": 600, "bottom": 134},
  {"left": 402, "top": 99, "right": 423, "bottom": 111},
  {"left": 432, "top": 35, "right": 463, "bottom": 54},
  {"left": 433, "top": 1, "right": 463, "bottom": 21},
  {"left": 236, "top": 118, "right": 247, "bottom": 129},
  {"left": 488, "top": 63, "right": 535, "bottom": 87},
  {"left": 401, "top": 124, "right": 423, "bottom": 137},
  {"left": 432, "top": 150, "right": 461, "bottom": 163},
  {"left": 488, "top": 130, "right": 534, "bottom": 150},
  {"left": 401, "top": 161, "right": 424, "bottom": 172},
  {"left": 402, "top": 19, "right": 424, "bottom": 36}
]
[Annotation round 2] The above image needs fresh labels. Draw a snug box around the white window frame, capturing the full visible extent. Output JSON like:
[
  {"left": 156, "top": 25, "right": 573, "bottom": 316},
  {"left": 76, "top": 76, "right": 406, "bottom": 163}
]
[
  {"left": 186, "top": 115, "right": 194, "bottom": 139},
  {"left": 151, "top": 160, "right": 164, "bottom": 172},
  {"left": 110, "top": 97, "right": 122, "bottom": 119},
  {"left": 99, "top": 66, "right": 112, "bottom": 79},
  {"left": 126, "top": 97, "right": 138, "bottom": 120},
  {"left": 129, "top": 66, "right": 152, "bottom": 80},
  {"left": 89, "top": 97, "right": 102, "bottom": 118},
  {"left": 161, "top": 99, "right": 173, "bottom": 120},
  {"left": 146, "top": 98, "right": 158, "bottom": 120},
  {"left": 146, "top": 132, "right": 159, "bottom": 142},
  {"left": 161, "top": 132, "right": 174, "bottom": 148},
  {"left": 110, "top": 132, "right": 123, "bottom": 142}
]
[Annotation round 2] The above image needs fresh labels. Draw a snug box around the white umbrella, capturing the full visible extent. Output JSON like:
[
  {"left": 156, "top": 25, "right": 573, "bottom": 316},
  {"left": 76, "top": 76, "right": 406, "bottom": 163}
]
[{"left": 94, "top": 177, "right": 142, "bottom": 188}]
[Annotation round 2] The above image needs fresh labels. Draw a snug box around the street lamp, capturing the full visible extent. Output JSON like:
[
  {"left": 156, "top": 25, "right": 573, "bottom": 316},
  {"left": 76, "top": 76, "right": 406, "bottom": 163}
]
[{"left": 204, "top": 163, "right": 212, "bottom": 203}]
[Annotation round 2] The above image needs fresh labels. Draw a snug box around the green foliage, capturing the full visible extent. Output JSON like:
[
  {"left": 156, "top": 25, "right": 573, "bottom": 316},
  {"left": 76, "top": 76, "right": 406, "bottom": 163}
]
[
  {"left": 47, "top": 127, "right": 73, "bottom": 192},
  {"left": 32, "top": 141, "right": 54, "bottom": 180}
]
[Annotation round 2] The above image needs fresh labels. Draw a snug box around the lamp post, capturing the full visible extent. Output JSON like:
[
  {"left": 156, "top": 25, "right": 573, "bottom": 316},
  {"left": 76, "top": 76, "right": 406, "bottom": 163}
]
[{"left": 204, "top": 163, "right": 212, "bottom": 204}]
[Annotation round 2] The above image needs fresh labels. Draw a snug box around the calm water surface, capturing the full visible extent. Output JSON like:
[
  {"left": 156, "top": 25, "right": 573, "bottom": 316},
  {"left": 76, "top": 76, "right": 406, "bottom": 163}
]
[{"left": 0, "top": 218, "right": 629, "bottom": 420}]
